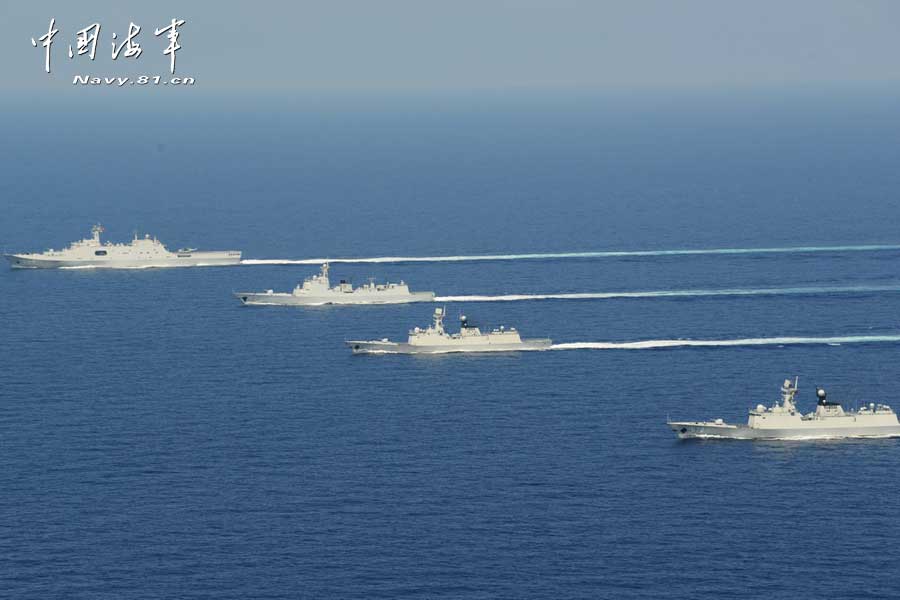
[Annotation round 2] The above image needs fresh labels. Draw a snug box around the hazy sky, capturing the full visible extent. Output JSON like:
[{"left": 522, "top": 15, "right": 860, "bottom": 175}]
[{"left": 3, "top": 1, "right": 900, "bottom": 93}]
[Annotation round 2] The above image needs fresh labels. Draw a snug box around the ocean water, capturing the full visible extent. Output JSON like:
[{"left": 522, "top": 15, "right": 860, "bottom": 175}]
[{"left": 4, "top": 91, "right": 900, "bottom": 598}]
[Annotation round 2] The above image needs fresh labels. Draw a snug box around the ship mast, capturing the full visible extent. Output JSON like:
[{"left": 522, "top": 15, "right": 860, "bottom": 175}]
[
  {"left": 91, "top": 223, "right": 104, "bottom": 244},
  {"left": 432, "top": 307, "right": 445, "bottom": 334},
  {"left": 780, "top": 376, "right": 799, "bottom": 411}
]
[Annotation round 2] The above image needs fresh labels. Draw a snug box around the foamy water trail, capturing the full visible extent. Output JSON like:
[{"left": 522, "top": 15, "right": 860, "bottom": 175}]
[
  {"left": 549, "top": 334, "right": 900, "bottom": 351},
  {"left": 241, "top": 243, "right": 900, "bottom": 266},
  {"left": 434, "top": 284, "right": 900, "bottom": 303}
]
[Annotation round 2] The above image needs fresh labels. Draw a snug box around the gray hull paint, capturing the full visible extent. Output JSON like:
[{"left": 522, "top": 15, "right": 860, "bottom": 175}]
[
  {"left": 6, "top": 253, "right": 241, "bottom": 269},
  {"left": 347, "top": 339, "right": 553, "bottom": 354},
  {"left": 235, "top": 291, "right": 435, "bottom": 306},
  {"left": 669, "top": 422, "right": 900, "bottom": 440}
]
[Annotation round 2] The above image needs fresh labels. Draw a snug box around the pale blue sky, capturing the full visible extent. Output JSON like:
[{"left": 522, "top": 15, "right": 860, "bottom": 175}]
[{"left": 3, "top": 1, "right": 900, "bottom": 93}]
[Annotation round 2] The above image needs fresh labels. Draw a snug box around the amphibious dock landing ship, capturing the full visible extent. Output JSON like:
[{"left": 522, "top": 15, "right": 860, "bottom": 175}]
[
  {"left": 346, "top": 307, "right": 552, "bottom": 354},
  {"left": 668, "top": 377, "right": 900, "bottom": 440},
  {"left": 5, "top": 224, "right": 241, "bottom": 269},
  {"left": 234, "top": 263, "right": 434, "bottom": 306}
]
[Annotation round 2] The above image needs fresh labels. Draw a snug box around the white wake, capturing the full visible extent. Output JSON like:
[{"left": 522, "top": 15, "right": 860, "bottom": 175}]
[
  {"left": 549, "top": 334, "right": 900, "bottom": 351},
  {"left": 434, "top": 284, "right": 900, "bottom": 302},
  {"left": 241, "top": 243, "right": 900, "bottom": 266}
]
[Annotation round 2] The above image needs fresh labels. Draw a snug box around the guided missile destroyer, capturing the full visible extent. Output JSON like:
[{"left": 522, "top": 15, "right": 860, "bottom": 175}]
[
  {"left": 234, "top": 263, "right": 434, "bottom": 306},
  {"left": 668, "top": 377, "right": 900, "bottom": 440},
  {"left": 347, "top": 307, "right": 552, "bottom": 354},
  {"left": 5, "top": 224, "right": 241, "bottom": 269}
]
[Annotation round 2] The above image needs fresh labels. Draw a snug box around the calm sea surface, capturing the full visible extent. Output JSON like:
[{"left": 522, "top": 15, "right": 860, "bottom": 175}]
[{"left": 3, "top": 92, "right": 900, "bottom": 598}]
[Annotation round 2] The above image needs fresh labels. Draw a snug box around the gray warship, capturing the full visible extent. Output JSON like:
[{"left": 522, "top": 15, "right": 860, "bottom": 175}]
[
  {"left": 5, "top": 224, "right": 242, "bottom": 269},
  {"left": 347, "top": 307, "right": 552, "bottom": 354},
  {"left": 234, "top": 263, "right": 434, "bottom": 306},
  {"left": 669, "top": 377, "right": 900, "bottom": 440}
]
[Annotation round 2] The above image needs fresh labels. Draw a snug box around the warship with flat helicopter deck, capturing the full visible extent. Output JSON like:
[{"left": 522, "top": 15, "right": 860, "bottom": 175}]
[
  {"left": 346, "top": 307, "right": 552, "bottom": 354},
  {"left": 5, "top": 224, "right": 242, "bottom": 269},
  {"left": 668, "top": 377, "right": 900, "bottom": 440},
  {"left": 234, "top": 262, "right": 435, "bottom": 306}
]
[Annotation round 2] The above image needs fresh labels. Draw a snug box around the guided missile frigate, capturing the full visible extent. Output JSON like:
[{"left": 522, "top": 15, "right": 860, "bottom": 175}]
[
  {"left": 346, "top": 307, "right": 552, "bottom": 354},
  {"left": 234, "top": 263, "right": 434, "bottom": 306},
  {"left": 668, "top": 377, "right": 900, "bottom": 440}
]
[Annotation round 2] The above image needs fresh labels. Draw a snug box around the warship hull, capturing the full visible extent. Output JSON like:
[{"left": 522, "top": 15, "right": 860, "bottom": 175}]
[
  {"left": 347, "top": 338, "right": 553, "bottom": 354},
  {"left": 6, "top": 252, "right": 242, "bottom": 269},
  {"left": 235, "top": 291, "right": 435, "bottom": 306},
  {"left": 669, "top": 421, "right": 900, "bottom": 440}
]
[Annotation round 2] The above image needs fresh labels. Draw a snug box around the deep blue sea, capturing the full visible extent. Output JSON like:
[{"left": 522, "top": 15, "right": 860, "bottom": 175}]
[{"left": 4, "top": 90, "right": 900, "bottom": 598}]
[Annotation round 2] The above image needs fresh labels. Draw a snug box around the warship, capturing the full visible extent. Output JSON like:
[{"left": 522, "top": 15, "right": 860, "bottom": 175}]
[
  {"left": 234, "top": 263, "right": 434, "bottom": 306},
  {"left": 5, "top": 224, "right": 241, "bottom": 269},
  {"left": 346, "top": 307, "right": 552, "bottom": 354},
  {"left": 668, "top": 377, "right": 900, "bottom": 440}
]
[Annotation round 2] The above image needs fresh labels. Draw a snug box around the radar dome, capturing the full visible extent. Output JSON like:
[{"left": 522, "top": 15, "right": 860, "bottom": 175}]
[{"left": 817, "top": 388, "right": 827, "bottom": 399}]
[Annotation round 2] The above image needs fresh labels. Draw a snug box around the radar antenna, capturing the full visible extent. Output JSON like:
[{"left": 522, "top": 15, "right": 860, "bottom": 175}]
[{"left": 458, "top": 312, "right": 477, "bottom": 329}]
